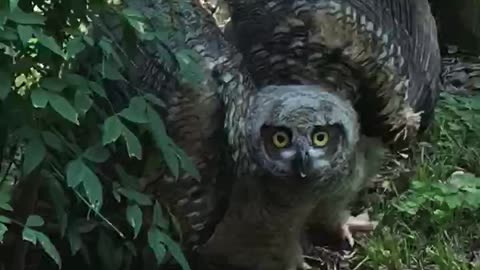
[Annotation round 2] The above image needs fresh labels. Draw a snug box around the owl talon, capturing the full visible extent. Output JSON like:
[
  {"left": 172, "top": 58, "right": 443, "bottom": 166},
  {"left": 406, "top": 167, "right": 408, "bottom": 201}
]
[{"left": 341, "top": 213, "right": 378, "bottom": 247}]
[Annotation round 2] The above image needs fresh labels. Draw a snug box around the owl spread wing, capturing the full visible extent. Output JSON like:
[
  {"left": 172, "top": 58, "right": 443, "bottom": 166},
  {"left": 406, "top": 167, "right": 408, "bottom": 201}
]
[
  {"left": 224, "top": 0, "right": 442, "bottom": 148},
  {"left": 87, "top": 0, "right": 258, "bottom": 250}
]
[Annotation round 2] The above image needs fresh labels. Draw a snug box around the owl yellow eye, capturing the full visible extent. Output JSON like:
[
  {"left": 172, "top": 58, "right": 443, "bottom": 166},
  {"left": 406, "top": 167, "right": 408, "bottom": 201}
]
[
  {"left": 312, "top": 131, "right": 329, "bottom": 147},
  {"left": 272, "top": 131, "right": 290, "bottom": 148}
]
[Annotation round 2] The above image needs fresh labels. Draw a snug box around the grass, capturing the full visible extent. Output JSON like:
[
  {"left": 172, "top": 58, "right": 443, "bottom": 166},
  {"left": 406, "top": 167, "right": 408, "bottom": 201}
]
[{"left": 353, "top": 91, "right": 480, "bottom": 270}]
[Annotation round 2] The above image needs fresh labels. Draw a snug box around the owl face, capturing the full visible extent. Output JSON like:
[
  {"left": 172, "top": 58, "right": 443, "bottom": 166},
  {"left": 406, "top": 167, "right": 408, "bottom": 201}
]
[{"left": 245, "top": 84, "right": 360, "bottom": 183}]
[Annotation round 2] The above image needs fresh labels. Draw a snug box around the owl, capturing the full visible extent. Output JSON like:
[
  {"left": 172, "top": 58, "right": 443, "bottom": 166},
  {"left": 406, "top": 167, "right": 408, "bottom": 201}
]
[{"left": 109, "top": 0, "right": 442, "bottom": 269}]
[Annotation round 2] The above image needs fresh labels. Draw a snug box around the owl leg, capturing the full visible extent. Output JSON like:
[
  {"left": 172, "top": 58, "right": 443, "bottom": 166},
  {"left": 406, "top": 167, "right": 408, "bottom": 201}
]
[{"left": 340, "top": 212, "right": 378, "bottom": 247}]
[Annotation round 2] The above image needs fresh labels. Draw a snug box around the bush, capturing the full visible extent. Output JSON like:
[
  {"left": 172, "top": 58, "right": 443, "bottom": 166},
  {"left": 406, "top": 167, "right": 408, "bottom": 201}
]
[{"left": 0, "top": 0, "right": 204, "bottom": 269}]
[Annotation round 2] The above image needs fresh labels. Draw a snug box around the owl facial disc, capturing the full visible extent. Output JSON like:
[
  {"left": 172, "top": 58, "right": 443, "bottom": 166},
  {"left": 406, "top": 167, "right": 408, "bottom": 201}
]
[{"left": 245, "top": 84, "right": 360, "bottom": 182}]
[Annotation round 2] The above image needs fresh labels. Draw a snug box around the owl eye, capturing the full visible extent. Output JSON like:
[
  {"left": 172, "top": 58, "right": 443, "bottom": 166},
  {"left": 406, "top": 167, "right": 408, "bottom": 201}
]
[
  {"left": 312, "top": 130, "right": 329, "bottom": 147},
  {"left": 272, "top": 131, "right": 290, "bottom": 148}
]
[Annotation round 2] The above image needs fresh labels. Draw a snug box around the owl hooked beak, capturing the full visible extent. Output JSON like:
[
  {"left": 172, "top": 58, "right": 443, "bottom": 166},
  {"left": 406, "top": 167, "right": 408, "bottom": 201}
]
[{"left": 293, "top": 145, "right": 311, "bottom": 179}]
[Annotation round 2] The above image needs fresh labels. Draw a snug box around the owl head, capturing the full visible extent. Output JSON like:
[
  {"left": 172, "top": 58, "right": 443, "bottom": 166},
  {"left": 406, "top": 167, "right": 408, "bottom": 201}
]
[{"left": 245, "top": 84, "right": 360, "bottom": 184}]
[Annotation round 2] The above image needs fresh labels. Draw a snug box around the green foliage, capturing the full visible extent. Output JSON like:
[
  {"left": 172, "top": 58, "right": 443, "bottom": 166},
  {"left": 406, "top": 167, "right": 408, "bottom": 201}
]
[
  {"left": 0, "top": 0, "right": 204, "bottom": 269},
  {"left": 356, "top": 92, "right": 480, "bottom": 269}
]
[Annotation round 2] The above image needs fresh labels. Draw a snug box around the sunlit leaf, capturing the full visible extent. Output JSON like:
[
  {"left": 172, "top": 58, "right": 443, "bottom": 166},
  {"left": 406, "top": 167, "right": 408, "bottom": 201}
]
[{"left": 30, "top": 88, "right": 49, "bottom": 108}]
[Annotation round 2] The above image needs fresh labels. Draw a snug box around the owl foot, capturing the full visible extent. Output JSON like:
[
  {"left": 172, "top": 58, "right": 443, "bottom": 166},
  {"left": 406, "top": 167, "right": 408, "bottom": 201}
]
[{"left": 341, "top": 212, "right": 378, "bottom": 248}]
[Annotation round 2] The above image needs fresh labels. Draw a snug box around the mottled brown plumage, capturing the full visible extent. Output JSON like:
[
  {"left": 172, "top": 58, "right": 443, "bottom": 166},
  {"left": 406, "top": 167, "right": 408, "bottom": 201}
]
[
  {"left": 192, "top": 0, "right": 443, "bottom": 269},
  {"left": 224, "top": 0, "right": 441, "bottom": 145}
]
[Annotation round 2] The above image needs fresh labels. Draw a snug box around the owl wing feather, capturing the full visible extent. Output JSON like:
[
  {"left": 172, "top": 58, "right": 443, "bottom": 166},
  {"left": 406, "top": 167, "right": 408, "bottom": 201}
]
[
  {"left": 87, "top": 0, "right": 258, "bottom": 250},
  {"left": 224, "top": 0, "right": 442, "bottom": 148}
]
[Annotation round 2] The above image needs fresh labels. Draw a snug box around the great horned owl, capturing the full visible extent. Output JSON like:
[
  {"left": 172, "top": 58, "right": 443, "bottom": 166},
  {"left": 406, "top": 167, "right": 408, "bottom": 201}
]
[
  {"left": 194, "top": 0, "right": 442, "bottom": 269},
  {"left": 105, "top": 0, "right": 441, "bottom": 269},
  {"left": 197, "top": 83, "right": 385, "bottom": 270}
]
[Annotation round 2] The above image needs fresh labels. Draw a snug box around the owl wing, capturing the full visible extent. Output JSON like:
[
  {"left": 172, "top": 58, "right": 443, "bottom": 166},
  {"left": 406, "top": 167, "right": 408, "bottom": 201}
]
[
  {"left": 224, "top": 0, "right": 442, "bottom": 148},
  {"left": 88, "top": 0, "right": 249, "bottom": 250}
]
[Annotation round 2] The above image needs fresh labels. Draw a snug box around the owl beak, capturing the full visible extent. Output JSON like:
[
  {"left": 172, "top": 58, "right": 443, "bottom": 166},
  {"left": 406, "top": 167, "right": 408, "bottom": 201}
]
[{"left": 294, "top": 149, "right": 311, "bottom": 179}]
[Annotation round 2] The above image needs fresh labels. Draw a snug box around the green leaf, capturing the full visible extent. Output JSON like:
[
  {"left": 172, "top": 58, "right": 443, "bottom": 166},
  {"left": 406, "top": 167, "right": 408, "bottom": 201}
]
[
  {"left": 176, "top": 50, "right": 204, "bottom": 85},
  {"left": 66, "top": 159, "right": 85, "bottom": 188},
  {"left": 74, "top": 90, "right": 93, "bottom": 115},
  {"left": 25, "top": 215, "right": 44, "bottom": 227},
  {"left": 176, "top": 147, "right": 200, "bottom": 181},
  {"left": 147, "top": 228, "right": 167, "bottom": 265},
  {"left": 0, "top": 223, "right": 7, "bottom": 243},
  {"left": 48, "top": 92, "right": 79, "bottom": 125},
  {"left": 0, "top": 203, "right": 12, "bottom": 212},
  {"left": 83, "top": 144, "right": 110, "bottom": 163},
  {"left": 118, "top": 96, "right": 149, "bottom": 124},
  {"left": 63, "top": 73, "right": 88, "bottom": 87},
  {"left": 96, "top": 61, "right": 125, "bottom": 81},
  {"left": 23, "top": 137, "right": 46, "bottom": 175},
  {"left": 66, "top": 159, "right": 103, "bottom": 209},
  {"left": 117, "top": 188, "right": 152, "bottom": 206},
  {"left": 88, "top": 81, "right": 107, "bottom": 98},
  {"left": 159, "top": 230, "right": 191, "bottom": 270},
  {"left": 144, "top": 93, "right": 166, "bottom": 108},
  {"left": 67, "top": 224, "right": 82, "bottom": 255},
  {"left": 122, "top": 126, "right": 142, "bottom": 160},
  {"left": 10, "top": 0, "right": 19, "bottom": 11},
  {"left": 36, "top": 30, "right": 66, "bottom": 58},
  {"left": 98, "top": 37, "right": 113, "bottom": 56},
  {"left": 152, "top": 201, "right": 168, "bottom": 229},
  {"left": 82, "top": 166, "right": 103, "bottom": 211},
  {"left": 36, "top": 231, "right": 62, "bottom": 268},
  {"left": 148, "top": 228, "right": 191, "bottom": 270},
  {"left": 41, "top": 131, "right": 62, "bottom": 151},
  {"left": 126, "top": 204, "right": 143, "bottom": 239},
  {"left": 122, "top": 8, "right": 144, "bottom": 20},
  {"left": 41, "top": 77, "right": 68, "bottom": 92},
  {"left": 17, "top": 24, "right": 34, "bottom": 45},
  {"left": 22, "top": 227, "right": 37, "bottom": 245},
  {"left": 102, "top": 116, "right": 123, "bottom": 145},
  {"left": 8, "top": 9, "right": 45, "bottom": 25},
  {"left": 147, "top": 105, "right": 179, "bottom": 177},
  {"left": 30, "top": 88, "right": 49, "bottom": 108},
  {"left": 0, "top": 71, "right": 12, "bottom": 100},
  {"left": 66, "top": 37, "right": 85, "bottom": 58},
  {"left": 0, "top": 215, "right": 11, "bottom": 224}
]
